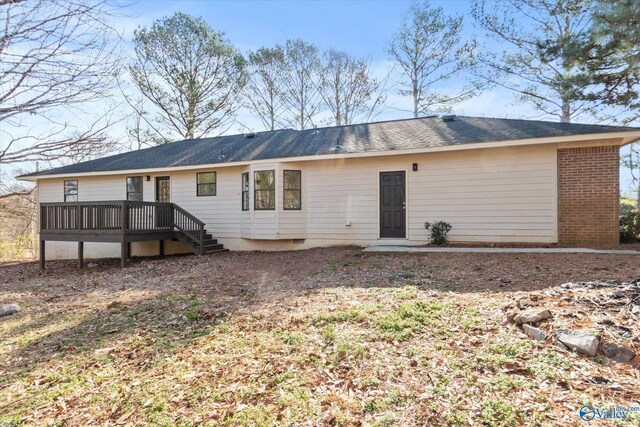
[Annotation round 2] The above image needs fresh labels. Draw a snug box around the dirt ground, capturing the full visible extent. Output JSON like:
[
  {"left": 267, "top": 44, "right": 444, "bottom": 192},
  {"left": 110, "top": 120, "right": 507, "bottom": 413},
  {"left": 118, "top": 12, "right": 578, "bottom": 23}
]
[{"left": 1, "top": 248, "right": 639, "bottom": 426}]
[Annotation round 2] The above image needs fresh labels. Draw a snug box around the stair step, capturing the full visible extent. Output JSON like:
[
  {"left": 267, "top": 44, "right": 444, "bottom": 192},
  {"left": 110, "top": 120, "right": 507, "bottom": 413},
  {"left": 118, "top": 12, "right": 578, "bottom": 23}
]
[
  {"left": 174, "top": 230, "right": 226, "bottom": 255},
  {"left": 175, "top": 233, "right": 216, "bottom": 245},
  {"left": 201, "top": 243, "right": 224, "bottom": 251},
  {"left": 204, "top": 248, "right": 229, "bottom": 254},
  {"left": 192, "top": 240, "right": 219, "bottom": 248}
]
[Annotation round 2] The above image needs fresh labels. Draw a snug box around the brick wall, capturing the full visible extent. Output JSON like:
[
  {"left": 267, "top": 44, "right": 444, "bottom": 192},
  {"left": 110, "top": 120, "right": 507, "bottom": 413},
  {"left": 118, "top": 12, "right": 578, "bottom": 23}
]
[{"left": 557, "top": 145, "right": 620, "bottom": 247}]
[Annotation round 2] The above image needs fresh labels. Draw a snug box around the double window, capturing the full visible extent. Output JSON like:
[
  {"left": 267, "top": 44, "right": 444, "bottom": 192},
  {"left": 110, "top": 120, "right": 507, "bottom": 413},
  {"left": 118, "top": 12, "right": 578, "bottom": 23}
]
[
  {"left": 126, "top": 176, "right": 143, "bottom": 201},
  {"left": 283, "top": 170, "right": 301, "bottom": 210},
  {"left": 197, "top": 172, "right": 216, "bottom": 196},
  {"left": 64, "top": 180, "right": 78, "bottom": 202},
  {"left": 254, "top": 170, "right": 275, "bottom": 210},
  {"left": 248, "top": 169, "right": 302, "bottom": 211}
]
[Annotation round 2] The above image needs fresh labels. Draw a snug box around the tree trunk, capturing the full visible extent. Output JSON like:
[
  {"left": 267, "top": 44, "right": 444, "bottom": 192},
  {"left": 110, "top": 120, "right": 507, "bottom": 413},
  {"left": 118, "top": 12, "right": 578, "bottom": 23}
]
[
  {"left": 413, "top": 77, "right": 419, "bottom": 118},
  {"left": 561, "top": 100, "right": 571, "bottom": 123},
  {"left": 269, "top": 90, "right": 275, "bottom": 131}
]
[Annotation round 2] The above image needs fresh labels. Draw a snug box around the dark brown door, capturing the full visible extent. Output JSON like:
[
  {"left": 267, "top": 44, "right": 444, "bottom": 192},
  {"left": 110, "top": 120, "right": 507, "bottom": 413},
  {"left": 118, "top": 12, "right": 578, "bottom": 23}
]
[
  {"left": 380, "top": 171, "right": 406, "bottom": 238},
  {"left": 155, "top": 176, "right": 170, "bottom": 203},
  {"left": 155, "top": 176, "right": 171, "bottom": 228}
]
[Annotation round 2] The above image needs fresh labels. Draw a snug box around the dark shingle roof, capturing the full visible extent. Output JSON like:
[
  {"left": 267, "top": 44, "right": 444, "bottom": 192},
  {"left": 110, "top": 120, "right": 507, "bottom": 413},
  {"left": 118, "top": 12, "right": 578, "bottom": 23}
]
[{"left": 20, "top": 116, "right": 639, "bottom": 178}]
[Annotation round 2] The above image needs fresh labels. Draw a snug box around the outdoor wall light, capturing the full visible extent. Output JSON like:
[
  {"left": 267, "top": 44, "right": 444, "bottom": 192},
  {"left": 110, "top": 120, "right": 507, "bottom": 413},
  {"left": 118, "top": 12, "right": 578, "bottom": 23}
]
[
  {"left": 146, "top": 175, "right": 151, "bottom": 181},
  {"left": 412, "top": 163, "right": 418, "bottom": 171}
]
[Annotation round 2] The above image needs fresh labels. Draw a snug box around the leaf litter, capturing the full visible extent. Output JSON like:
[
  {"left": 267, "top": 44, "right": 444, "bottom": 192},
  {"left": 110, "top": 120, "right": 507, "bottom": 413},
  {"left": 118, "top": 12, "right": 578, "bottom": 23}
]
[{"left": 0, "top": 248, "right": 639, "bottom": 426}]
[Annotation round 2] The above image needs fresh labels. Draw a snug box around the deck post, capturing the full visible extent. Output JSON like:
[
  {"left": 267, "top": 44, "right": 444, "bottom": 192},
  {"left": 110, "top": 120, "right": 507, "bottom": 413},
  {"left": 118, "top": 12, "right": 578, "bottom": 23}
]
[
  {"left": 120, "top": 201, "right": 127, "bottom": 268},
  {"left": 77, "top": 241, "right": 84, "bottom": 269},
  {"left": 159, "top": 240, "right": 165, "bottom": 257},
  {"left": 39, "top": 240, "right": 45, "bottom": 270},
  {"left": 120, "top": 240, "right": 127, "bottom": 268},
  {"left": 199, "top": 226, "right": 204, "bottom": 256}
]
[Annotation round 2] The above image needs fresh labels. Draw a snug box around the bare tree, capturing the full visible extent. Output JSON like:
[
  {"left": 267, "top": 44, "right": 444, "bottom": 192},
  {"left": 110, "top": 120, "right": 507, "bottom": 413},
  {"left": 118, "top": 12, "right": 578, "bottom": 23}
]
[
  {"left": 0, "top": 0, "right": 123, "bottom": 257},
  {"left": 471, "top": 0, "right": 598, "bottom": 123},
  {"left": 318, "top": 50, "right": 389, "bottom": 126},
  {"left": 0, "top": 0, "right": 123, "bottom": 176},
  {"left": 244, "top": 46, "right": 288, "bottom": 131},
  {"left": 119, "top": 87, "right": 164, "bottom": 149},
  {"left": 622, "top": 144, "right": 640, "bottom": 210},
  {"left": 129, "top": 12, "right": 247, "bottom": 141},
  {"left": 388, "top": 1, "right": 476, "bottom": 117},
  {"left": 281, "top": 39, "right": 322, "bottom": 130},
  {"left": 0, "top": 188, "right": 36, "bottom": 258}
]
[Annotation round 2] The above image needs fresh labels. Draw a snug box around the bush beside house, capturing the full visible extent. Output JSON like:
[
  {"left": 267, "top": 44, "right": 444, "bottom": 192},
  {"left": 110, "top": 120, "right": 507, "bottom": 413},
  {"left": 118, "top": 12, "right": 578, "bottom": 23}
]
[
  {"left": 620, "top": 197, "right": 640, "bottom": 242},
  {"left": 424, "top": 221, "right": 452, "bottom": 245}
]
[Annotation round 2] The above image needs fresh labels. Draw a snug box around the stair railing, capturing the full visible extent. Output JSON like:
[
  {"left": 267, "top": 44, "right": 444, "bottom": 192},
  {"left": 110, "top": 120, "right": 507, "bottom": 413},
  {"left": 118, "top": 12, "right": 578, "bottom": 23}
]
[{"left": 171, "top": 203, "right": 205, "bottom": 255}]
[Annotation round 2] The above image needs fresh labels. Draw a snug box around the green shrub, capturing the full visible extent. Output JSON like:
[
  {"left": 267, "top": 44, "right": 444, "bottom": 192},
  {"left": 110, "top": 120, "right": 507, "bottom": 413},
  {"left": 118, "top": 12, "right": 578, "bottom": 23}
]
[
  {"left": 620, "top": 211, "right": 640, "bottom": 242},
  {"left": 424, "top": 221, "right": 452, "bottom": 245}
]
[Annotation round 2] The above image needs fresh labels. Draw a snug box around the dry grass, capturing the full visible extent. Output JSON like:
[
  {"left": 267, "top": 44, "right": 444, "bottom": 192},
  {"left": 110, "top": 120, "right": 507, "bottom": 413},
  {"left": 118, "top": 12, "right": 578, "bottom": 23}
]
[{"left": 1, "top": 248, "right": 639, "bottom": 426}]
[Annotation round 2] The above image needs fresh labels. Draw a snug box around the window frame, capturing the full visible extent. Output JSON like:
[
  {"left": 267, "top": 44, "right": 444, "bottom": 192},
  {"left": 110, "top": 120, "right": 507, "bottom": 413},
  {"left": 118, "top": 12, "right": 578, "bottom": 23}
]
[
  {"left": 126, "top": 176, "right": 144, "bottom": 201},
  {"left": 196, "top": 171, "right": 217, "bottom": 197},
  {"left": 283, "top": 170, "right": 302, "bottom": 210},
  {"left": 63, "top": 180, "right": 78, "bottom": 202},
  {"left": 241, "top": 172, "right": 249, "bottom": 211},
  {"left": 254, "top": 170, "right": 276, "bottom": 211}
]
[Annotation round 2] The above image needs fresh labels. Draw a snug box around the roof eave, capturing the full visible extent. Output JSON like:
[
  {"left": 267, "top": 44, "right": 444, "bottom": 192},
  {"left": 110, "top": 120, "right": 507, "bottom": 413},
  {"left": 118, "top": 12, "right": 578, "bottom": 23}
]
[{"left": 17, "top": 130, "right": 640, "bottom": 182}]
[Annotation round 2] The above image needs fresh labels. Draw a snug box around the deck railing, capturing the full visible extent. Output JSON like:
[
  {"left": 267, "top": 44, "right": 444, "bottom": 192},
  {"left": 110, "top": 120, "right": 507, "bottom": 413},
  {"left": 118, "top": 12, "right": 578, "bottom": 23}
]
[{"left": 40, "top": 201, "right": 205, "bottom": 249}]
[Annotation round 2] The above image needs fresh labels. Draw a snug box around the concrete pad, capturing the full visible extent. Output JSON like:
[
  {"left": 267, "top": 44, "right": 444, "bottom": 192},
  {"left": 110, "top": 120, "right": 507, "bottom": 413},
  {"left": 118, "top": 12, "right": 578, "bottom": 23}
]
[{"left": 363, "top": 246, "right": 640, "bottom": 255}]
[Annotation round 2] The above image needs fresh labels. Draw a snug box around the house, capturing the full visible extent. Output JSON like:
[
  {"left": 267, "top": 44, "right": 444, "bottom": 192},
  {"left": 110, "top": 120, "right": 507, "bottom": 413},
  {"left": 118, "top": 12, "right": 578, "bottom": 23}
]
[{"left": 18, "top": 115, "right": 640, "bottom": 267}]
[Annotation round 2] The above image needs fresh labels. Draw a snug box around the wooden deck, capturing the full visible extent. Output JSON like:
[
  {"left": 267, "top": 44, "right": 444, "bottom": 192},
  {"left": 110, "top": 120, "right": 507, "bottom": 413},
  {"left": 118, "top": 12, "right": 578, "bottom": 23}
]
[{"left": 39, "top": 201, "right": 212, "bottom": 268}]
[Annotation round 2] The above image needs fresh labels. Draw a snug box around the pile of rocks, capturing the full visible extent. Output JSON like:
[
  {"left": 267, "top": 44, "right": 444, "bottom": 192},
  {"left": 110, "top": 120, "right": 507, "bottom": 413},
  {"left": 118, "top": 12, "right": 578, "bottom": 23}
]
[{"left": 503, "top": 279, "right": 639, "bottom": 365}]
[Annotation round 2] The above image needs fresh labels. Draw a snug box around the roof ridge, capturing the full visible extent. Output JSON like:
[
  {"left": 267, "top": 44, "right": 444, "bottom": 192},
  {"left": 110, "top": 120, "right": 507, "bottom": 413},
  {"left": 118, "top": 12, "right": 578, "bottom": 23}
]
[
  {"left": 154, "top": 116, "right": 640, "bottom": 143},
  {"left": 288, "top": 115, "right": 640, "bottom": 134},
  {"left": 456, "top": 115, "right": 640, "bottom": 129},
  {"left": 17, "top": 115, "right": 640, "bottom": 179}
]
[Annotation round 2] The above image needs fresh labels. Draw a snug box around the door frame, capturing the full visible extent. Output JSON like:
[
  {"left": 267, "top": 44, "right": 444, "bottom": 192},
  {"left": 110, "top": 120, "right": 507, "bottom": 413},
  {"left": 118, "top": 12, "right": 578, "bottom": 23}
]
[
  {"left": 377, "top": 169, "right": 408, "bottom": 239},
  {"left": 155, "top": 176, "right": 171, "bottom": 203}
]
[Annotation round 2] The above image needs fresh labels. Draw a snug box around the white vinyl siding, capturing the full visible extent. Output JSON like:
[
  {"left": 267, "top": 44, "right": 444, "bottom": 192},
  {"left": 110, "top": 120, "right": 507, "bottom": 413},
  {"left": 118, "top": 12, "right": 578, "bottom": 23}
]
[
  {"left": 299, "top": 145, "right": 557, "bottom": 243},
  {"left": 36, "top": 143, "right": 558, "bottom": 258},
  {"left": 170, "top": 167, "right": 244, "bottom": 239},
  {"left": 39, "top": 175, "right": 126, "bottom": 202}
]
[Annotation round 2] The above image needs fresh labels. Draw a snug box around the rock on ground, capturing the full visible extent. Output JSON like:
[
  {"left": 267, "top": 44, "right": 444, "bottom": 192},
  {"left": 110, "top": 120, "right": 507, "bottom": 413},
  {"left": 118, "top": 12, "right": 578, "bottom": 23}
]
[
  {"left": 556, "top": 329, "right": 599, "bottom": 357},
  {"left": 522, "top": 324, "right": 546, "bottom": 341},
  {"left": 0, "top": 304, "right": 21, "bottom": 317},
  {"left": 601, "top": 342, "right": 636, "bottom": 363},
  {"left": 513, "top": 308, "right": 552, "bottom": 324}
]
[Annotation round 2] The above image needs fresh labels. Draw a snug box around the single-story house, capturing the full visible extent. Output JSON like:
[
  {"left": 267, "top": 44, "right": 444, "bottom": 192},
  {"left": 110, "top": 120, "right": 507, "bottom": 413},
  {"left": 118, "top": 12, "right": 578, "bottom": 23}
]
[{"left": 18, "top": 115, "right": 640, "bottom": 267}]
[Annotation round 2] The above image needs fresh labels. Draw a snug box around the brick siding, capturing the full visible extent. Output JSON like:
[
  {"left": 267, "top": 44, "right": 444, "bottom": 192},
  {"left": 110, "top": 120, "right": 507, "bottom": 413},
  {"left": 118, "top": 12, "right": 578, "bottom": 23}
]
[{"left": 557, "top": 145, "right": 620, "bottom": 247}]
